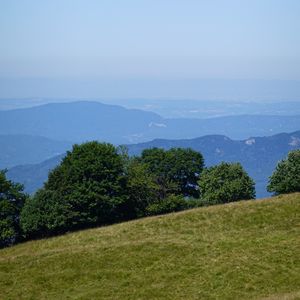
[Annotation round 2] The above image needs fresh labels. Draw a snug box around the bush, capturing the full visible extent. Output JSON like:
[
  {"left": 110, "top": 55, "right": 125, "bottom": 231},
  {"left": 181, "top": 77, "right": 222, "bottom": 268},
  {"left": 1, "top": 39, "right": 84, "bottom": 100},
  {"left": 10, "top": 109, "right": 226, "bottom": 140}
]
[
  {"left": 146, "top": 195, "right": 189, "bottom": 216},
  {"left": 268, "top": 150, "right": 300, "bottom": 195},
  {"left": 199, "top": 162, "right": 255, "bottom": 204}
]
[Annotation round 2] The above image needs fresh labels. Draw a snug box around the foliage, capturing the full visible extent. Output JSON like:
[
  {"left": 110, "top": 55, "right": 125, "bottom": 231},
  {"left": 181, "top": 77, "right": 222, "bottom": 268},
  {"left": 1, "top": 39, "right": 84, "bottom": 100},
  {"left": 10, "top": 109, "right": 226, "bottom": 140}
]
[
  {"left": 268, "top": 150, "right": 300, "bottom": 195},
  {"left": 20, "top": 145, "right": 205, "bottom": 239},
  {"left": 0, "top": 170, "right": 27, "bottom": 247},
  {"left": 20, "top": 189, "right": 70, "bottom": 238},
  {"left": 146, "top": 195, "right": 189, "bottom": 216},
  {"left": 199, "top": 162, "right": 255, "bottom": 204},
  {"left": 140, "top": 147, "right": 204, "bottom": 198},
  {"left": 123, "top": 158, "right": 159, "bottom": 218},
  {"left": 21, "top": 142, "right": 127, "bottom": 238}
]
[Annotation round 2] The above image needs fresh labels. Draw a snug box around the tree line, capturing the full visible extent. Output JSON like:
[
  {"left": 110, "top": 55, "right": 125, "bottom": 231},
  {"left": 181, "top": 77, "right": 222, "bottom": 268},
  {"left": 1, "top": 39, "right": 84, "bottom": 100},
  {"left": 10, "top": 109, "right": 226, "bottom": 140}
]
[{"left": 1, "top": 142, "right": 299, "bottom": 248}]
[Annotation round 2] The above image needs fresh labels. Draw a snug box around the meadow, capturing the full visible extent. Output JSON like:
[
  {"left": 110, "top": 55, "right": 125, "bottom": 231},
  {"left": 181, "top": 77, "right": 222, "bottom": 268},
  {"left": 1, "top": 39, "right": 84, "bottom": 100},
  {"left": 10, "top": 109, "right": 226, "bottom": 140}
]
[{"left": 1, "top": 193, "right": 299, "bottom": 299}]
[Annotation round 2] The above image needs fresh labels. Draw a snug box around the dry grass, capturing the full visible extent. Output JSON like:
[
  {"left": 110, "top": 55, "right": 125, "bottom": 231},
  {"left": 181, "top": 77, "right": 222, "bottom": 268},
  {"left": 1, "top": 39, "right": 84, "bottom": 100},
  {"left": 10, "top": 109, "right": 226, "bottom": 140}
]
[{"left": 1, "top": 193, "right": 300, "bottom": 299}]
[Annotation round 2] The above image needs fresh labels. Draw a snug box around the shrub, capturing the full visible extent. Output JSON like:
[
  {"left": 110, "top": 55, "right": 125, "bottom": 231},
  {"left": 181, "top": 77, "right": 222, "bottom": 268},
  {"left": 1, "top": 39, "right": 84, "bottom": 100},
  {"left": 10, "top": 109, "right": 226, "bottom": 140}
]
[{"left": 146, "top": 195, "right": 189, "bottom": 216}]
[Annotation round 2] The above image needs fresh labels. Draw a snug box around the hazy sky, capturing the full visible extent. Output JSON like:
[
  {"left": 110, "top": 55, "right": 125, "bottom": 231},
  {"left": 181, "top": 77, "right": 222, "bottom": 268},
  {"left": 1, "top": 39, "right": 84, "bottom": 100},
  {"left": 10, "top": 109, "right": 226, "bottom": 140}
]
[{"left": 1, "top": 0, "right": 300, "bottom": 98}]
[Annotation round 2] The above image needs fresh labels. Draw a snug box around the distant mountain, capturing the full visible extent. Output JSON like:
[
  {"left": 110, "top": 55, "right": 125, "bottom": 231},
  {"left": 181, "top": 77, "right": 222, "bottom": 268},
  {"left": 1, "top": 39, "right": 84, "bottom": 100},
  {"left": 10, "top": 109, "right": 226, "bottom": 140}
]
[
  {"left": 3, "top": 98, "right": 300, "bottom": 119},
  {"left": 1, "top": 101, "right": 300, "bottom": 144},
  {"left": 7, "top": 154, "right": 65, "bottom": 194},
  {"left": 127, "top": 131, "right": 300, "bottom": 198},
  {"left": 7, "top": 131, "right": 300, "bottom": 198},
  {"left": 0, "top": 101, "right": 162, "bottom": 144},
  {"left": 148, "top": 115, "right": 300, "bottom": 140},
  {"left": 0, "top": 135, "right": 72, "bottom": 169}
]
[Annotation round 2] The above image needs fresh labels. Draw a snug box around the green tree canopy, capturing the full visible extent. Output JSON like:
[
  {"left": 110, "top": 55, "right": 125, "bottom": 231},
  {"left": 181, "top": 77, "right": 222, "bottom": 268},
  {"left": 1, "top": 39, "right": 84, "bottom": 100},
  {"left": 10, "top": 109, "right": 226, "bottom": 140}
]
[
  {"left": 20, "top": 189, "right": 70, "bottom": 238},
  {"left": 199, "top": 162, "right": 255, "bottom": 204},
  {"left": 268, "top": 150, "right": 300, "bottom": 195},
  {"left": 0, "top": 170, "right": 27, "bottom": 247},
  {"left": 140, "top": 147, "right": 204, "bottom": 198},
  {"left": 21, "top": 142, "right": 127, "bottom": 238},
  {"left": 122, "top": 158, "right": 159, "bottom": 218}
]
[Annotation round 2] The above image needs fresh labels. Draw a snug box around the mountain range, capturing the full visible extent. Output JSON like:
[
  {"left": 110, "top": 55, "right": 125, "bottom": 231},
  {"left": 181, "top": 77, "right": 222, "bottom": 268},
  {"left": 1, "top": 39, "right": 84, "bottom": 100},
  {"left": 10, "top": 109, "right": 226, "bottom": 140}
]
[
  {"left": 0, "top": 134, "right": 72, "bottom": 169},
  {"left": 2, "top": 98, "right": 300, "bottom": 118},
  {"left": 6, "top": 130, "right": 300, "bottom": 198},
  {"left": 1, "top": 101, "right": 300, "bottom": 198},
  {"left": 1, "top": 101, "right": 300, "bottom": 144},
  {"left": 0, "top": 101, "right": 161, "bottom": 144}
]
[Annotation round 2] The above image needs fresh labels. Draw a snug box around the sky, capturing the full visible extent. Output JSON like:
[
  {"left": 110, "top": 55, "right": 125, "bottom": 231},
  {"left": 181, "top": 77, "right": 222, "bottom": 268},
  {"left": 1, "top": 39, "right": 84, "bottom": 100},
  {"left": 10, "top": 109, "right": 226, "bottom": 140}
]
[{"left": 1, "top": 0, "right": 300, "bottom": 98}]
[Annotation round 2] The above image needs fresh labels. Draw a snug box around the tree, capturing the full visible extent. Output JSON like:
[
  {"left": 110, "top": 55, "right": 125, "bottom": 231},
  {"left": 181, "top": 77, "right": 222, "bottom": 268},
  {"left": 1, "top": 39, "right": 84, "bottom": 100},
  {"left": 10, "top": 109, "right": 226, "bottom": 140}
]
[
  {"left": 0, "top": 170, "right": 27, "bottom": 247},
  {"left": 21, "top": 142, "right": 127, "bottom": 238},
  {"left": 20, "top": 189, "right": 70, "bottom": 238},
  {"left": 140, "top": 147, "right": 204, "bottom": 198},
  {"left": 199, "top": 162, "right": 255, "bottom": 204},
  {"left": 123, "top": 158, "right": 159, "bottom": 218},
  {"left": 268, "top": 150, "right": 300, "bottom": 195}
]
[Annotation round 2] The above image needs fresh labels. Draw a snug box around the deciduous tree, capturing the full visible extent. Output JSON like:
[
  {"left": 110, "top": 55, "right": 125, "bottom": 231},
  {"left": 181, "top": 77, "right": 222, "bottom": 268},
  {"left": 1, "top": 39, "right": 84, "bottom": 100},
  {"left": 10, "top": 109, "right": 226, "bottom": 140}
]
[
  {"left": 268, "top": 150, "right": 300, "bottom": 195},
  {"left": 0, "top": 170, "right": 27, "bottom": 247},
  {"left": 199, "top": 162, "right": 255, "bottom": 204}
]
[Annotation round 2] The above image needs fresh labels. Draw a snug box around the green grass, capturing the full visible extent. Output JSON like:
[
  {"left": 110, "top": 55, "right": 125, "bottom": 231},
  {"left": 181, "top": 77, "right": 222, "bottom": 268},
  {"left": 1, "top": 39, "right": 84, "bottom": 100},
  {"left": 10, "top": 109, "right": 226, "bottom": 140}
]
[{"left": 1, "top": 194, "right": 300, "bottom": 300}]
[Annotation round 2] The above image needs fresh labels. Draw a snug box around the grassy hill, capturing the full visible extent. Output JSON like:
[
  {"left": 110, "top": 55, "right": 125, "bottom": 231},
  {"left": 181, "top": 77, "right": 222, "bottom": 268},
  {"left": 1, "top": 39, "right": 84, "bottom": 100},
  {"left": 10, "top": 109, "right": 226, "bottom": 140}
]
[{"left": 1, "top": 194, "right": 299, "bottom": 300}]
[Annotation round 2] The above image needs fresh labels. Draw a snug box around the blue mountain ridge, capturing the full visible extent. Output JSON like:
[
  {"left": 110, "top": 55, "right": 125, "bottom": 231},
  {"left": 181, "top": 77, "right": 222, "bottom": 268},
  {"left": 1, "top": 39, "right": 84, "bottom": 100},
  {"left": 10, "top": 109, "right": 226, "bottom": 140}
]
[
  {"left": 7, "top": 130, "right": 300, "bottom": 198},
  {"left": 1, "top": 101, "right": 300, "bottom": 144}
]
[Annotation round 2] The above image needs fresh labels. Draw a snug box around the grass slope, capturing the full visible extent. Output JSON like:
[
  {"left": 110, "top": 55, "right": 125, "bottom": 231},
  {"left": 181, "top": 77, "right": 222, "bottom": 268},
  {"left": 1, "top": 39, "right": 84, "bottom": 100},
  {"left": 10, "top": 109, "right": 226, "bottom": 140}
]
[{"left": 1, "top": 194, "right": 300, "bottom": 300}]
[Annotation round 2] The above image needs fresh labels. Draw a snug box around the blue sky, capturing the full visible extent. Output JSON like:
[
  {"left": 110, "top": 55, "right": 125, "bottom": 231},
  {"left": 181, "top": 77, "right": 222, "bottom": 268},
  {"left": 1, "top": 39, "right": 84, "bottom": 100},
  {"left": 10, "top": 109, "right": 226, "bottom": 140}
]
[
  {"left": 0, "top": 0, "right": 300, "bottom": 100},
  {"left": 0, "top": 0, "right": 300, "bottom": 98}
]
